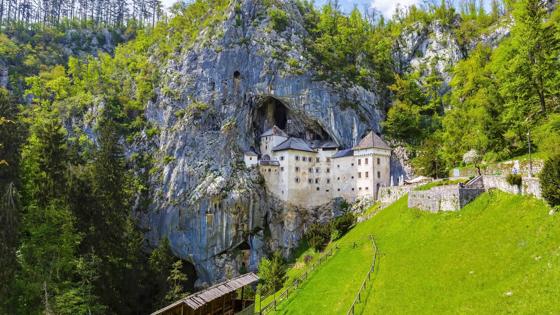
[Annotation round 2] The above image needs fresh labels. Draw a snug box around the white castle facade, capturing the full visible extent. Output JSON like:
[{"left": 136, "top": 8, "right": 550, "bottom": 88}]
[{"left": 244, "top": 126, "right": 392, "bottom": 208}]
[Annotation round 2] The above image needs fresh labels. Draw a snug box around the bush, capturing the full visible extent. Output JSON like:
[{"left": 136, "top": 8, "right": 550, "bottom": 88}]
[
  {"left": 506, "top": 173, "right": 522, "bottom": 187},
  {"left": 269, "top": 8, "right": 289, "bottom": 33},
  {"left": 539, "top": 155, "right": 560, "bottom": 207},
  {"left": 330, "top": 212, "right": 355, "bottom": 236},
  {"left": 304, "top": 223, "right": 331, "bottom": 252}
]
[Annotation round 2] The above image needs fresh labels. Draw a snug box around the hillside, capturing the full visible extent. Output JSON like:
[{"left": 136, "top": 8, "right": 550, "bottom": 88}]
[{"left": 275, "top": 192, "right": 559, "bottom": 314}]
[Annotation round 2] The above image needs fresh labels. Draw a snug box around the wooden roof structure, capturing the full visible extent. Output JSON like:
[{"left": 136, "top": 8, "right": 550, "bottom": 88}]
[{"left": 151, "top": 273, "right": 259, "bottom": 315}]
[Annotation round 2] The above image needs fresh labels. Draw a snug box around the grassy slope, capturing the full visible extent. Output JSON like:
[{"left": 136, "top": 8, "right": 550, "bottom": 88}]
[{"left": 279, "top": 191, "right": 560, "bottom": 314}]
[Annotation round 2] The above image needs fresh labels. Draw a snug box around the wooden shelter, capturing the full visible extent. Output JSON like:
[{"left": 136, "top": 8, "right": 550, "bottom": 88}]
[{"left": 151, "top": 273, "right": 259, "bottom": 315}]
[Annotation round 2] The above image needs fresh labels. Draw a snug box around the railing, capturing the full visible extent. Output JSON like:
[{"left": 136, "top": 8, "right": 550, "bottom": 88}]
[
  {"left": 258, "top": 247, "right": 336, "bottom": 314},
  {"left": 347, "top": 235, "right": 378, "bottom": 315}
]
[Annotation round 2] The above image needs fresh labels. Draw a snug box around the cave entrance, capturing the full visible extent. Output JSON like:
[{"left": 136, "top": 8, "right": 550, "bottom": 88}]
[
  {"left": 254, "top": 96, "right": 288, "bottom": 133},
  {"left": 180, "top": 259, "right": 197, "bottom": 293}
]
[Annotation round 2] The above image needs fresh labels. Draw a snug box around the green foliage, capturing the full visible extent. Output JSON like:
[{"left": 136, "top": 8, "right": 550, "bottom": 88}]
[
  {"left": 269, "top": 8, "right": 289, "bottom": 33},
  {"left": 506, "top": 173, "right": 523, "bottom": 186},
  {"left": 305, "top": 223, "right": 332, "bottom": 252},
  {"left": 258, "top": 251, "right": 288, "bottom": 294},
  {"left": 165, "top": 260, "right": 190, "bottom": 303},
  {"left": 539, "top": 155, "right": 560, "bottom": 207}
]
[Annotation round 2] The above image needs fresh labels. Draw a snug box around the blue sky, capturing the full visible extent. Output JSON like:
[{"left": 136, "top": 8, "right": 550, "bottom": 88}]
[{"left": 161, "top": 0, "right": 422, "bottom": 18}]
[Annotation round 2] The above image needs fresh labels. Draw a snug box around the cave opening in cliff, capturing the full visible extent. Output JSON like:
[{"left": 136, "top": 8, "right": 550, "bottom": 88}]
[
  {"left": 252, "top": 96, "right": 333, "bottom": 143},
  {"left": 180, "top": 259, "right": 197, "bottom": 293}
]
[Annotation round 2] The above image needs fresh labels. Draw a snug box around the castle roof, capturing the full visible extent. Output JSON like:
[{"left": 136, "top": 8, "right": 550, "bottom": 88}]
[
  {"left": 244, "top": 150, "right": 258, "bottom": 156},
  {"left": 260, "top": 126, "right": 288, "bottom": 138},
  {"left": 332, "top": 149, "right": 354, "bottom": 159},
  {"left": 310, "top": 140, "right": 339, "bottom": 150},
  {"left": 272, "top": 137, "right": 315, "bottom": 153},
  {"left": 354, "top": 132, "right": 390, "bottom": 150}
]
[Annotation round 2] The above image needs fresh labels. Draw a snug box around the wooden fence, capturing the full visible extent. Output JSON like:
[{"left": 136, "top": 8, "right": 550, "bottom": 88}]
[
  {"left": 346, "top": 235, "right": 378, "bottom": 315},
  {"left": 257, "top": 247, "right": 335, "bottom": 314}
]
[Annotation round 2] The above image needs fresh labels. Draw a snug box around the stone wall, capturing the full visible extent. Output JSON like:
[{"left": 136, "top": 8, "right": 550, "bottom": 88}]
[
  {"left": 378, "top": 185, "right": 415, "bottom": 205},
  {"left": 482, "top": 175, "right": 542, "bottom": 199},
  {"left": 408, "top": 185, "right": 485, "bottom": 212}
]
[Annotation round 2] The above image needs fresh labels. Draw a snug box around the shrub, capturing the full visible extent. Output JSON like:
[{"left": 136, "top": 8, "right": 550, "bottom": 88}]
[
  {"left": 506, "top": 173, "right": 522, "bottom": 187},
  {"left": 304, "top": 223, "right": 331, "bottom": 252},
  {"left": 539, "top": 155, "right": 560, "bottom": 207},
  {"left": 331, "top": 212, "right": 355, "bottom": 236},
  {"left": 269, "top": 8, "right": 288, "bottom": 33},
  {"left": 258, "top": 251, "right": 287, "bottom": 294}
]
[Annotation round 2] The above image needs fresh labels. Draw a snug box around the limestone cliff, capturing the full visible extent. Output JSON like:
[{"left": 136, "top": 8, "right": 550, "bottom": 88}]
[{"left": 138, "top": 0, "right": 383, "bottom": 286}]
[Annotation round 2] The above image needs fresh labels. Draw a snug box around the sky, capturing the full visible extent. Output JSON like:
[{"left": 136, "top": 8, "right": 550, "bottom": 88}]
[{"left": 160, "top": 0, "right": 422, "bottom": 18}]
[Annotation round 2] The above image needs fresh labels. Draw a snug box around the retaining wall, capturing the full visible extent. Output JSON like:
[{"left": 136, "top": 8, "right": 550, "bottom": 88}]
[
  {"left": 408, "top": 185, "right": 485, "bottom": 212},
  {"left": 482, "top": 175, "right": 542, "bottom": 199},
  {"left": 378, "top": 185, "right": 416, "bottom": 205}
]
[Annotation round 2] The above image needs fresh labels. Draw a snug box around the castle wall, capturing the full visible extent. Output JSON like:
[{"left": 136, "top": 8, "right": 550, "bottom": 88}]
[
  {"left": 332, "top": 155, "right": 357, "bottom": 201},
  {"left": 482, "top": 175, "right": 542, "bottom": 199}
]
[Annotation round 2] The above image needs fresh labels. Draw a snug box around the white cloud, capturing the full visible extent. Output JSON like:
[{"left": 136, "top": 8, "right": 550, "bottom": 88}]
[{"left": 370, "top": 0, "right": 421, "bottom": 17}]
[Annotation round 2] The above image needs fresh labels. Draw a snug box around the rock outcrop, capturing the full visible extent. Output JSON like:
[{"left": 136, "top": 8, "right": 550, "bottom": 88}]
[{"left": 139, "top": 0, "right": 384, "bottom": 286}]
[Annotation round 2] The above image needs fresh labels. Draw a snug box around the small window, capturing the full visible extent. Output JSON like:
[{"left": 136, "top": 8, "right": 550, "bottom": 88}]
[
  {"left": 316, "top": 187, "right": 320, "bottom": 191},
  {"left": 302, "top": 157, "right": 307, "bottom": 162},
  {"left": 351, "top": 163, "right": 354, "bottom": 166},
  {"left": 377, "top": 158, "right": 380, "bottom": 165},
  {"left": 281, "top": 167, "right": 284, "bottom": 171},
  {"left": 316, "top": 168, "right": 320, "bottom": 173},
  {"left": 337, "top": 177, "right": 340, "bottom": 180},
  {"left": 280, "top": 156, "right": 284, "bottom": 161},
  {"left": 326, "top": 158, "right": 331, "bottom": 162},
  {"left": 337, "top": 164, "right": 340, "bottom": 168},
  {"left": 265, "top": 145, "right": 268, "bottom": 150},
  {"left": 365, "top": 158, "right": 368, "bottom": 165},
  {"left": 358, "top": 172, "right": 362, "bottom": 178},
  {"left": 359, "top": 187, "right": 362, "bottom": 191},
  {"left": 351, "top": 176, "right": 354, "bottom": 179},
  {"left": 308, "top": 179, "right": 312, "bottom": 184},
  {"left": 295, "top": 156, "right": 300, "bottom": 161},
  {"left": 366, "top": 187, "right": 369, "bottom": 190},
  {"left": 315, "top": 178, "right": 320, "bottom": 184},
  {"left": 352, "top": 188, "right": 355, "bottom": 191},
  {"left": 326, "top": 168, "right": 330, "bottom": 173},
  {"left": 337, "top": 188, "right": 341, "bottom": 192},
  {"left": 365, "top": 172, "right": 369, "bottom": 178},
  {"left": 327, "top": 179, "right": 330, "bottom": 184},
  {"left": 309, "top": 168, "right": 313, "bottom": 173},
  {"left": 326, "top": 189, "right": 330, "bottom": 192},
  {"left": 358, "top": 159, "right": 361, "bottom": 165},
  {"left": 249, "top": 157, "right": 252, "bottom": 160},
  {"left": 377, "top": 171, "right": 381, "bottom": 179},
  {"left": 268, "top": 168, "right": 271, "bottom": 172},
  {"left": 295, "top": 177, "right": 300, "bottom": 183},
  {"left": 295, "top": 167, "right": 300, "bottom": 172}
]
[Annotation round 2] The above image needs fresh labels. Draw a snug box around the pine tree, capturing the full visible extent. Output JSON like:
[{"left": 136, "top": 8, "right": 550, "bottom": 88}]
[{"left": 165, "top": 260, "right": 189, "bottom": 303}]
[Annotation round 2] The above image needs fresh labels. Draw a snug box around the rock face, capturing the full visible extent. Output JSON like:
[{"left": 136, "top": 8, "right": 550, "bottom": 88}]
[{"left": 139, "top": 0, "right": 384, "bottom": 285}]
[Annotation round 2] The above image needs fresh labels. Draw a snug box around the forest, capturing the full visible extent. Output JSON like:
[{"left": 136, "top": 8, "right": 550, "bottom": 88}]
[{"left": 0, "top": 0, "right": 559, "bottom": 314}]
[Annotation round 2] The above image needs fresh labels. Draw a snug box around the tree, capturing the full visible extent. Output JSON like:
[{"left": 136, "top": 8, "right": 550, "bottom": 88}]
[
  {"left": 258, "top": 251, "right": 287, "bottom": 294},
  {"left": 149, "top": 237, "right": 176, "bottom": 307},
  {"left": 539, "top": 155, "right": 560, "bottom": 207},
  {"left": 165, "top": 260, "right": 189, "bottom": 303}
]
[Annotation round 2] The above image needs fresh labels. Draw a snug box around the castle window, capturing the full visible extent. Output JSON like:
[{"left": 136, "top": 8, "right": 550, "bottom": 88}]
[
  {"left": 295, "top": 177, "right": 300, "bottom": 183},
  {"left": 265, "top": 145, "right": 268, "bottom": 150},
  {"left": 366, "top": 187, "right": 369, "bottom": 190},
  {"left": 352, "top": 188, "right": 355, "bottom": 191},
  {"left": 358, "top": 159, "right": 361, "bottom": 165},
  {"left": 351, "top": 176, "right": 354, "bottom": 179},
  {"left": 337, "top": 164, "right": 340, "bottom": 168},
  {"left": 281, "top": 167, "right": 284, "bottom": 171},
  {"left": 359, "top": 187, "right": 362, "bottom": 190},
  {"left": 295, "top": 167, "right": 300, "bottom": 172},
  {"left": 280, "top": 156, "right": 284, "bottom": 161},
  {"left": 308, "top": 179, "right": 312, "bottom": 184},
  {"left": 316, "top": 168, "right": 320, "bottom": 173},
  {"left": 249, "top": 157, "right": 252, "bottom": 160},
  {"left": 337, "top": 177, "right": 340, "bottom": 180},
  {"left": 315, "top": 178, "right": 319, "bottom": 184},
  {"left": 302, "top": 157, "right": 307, "bottom": 162},
  {"left": 316, "top": 157, "right": 320, "bottom": 162},
  {"left": 358, "top": 172, "right": 362, "bottom": 178},
  {"left": 351, "top": 163, "right": 354, "bottom": 166},
  {"left": 327, "top": 158, "right": 331, "bottom": 162},
  {"left": 365, "top": 172, "right": 369, "bottom": 178},
  {"left": 309, "top": 168, "right": 313, "bottom": 173},
  {"left": 365, "top": 158, "right": 368, "bottom": 164},
  {"left": 268, "top": 168, "right": 271, "bottom": 172},
  {"left": 377, "top": 158, "right": 380, "bottom": 165},
  {"left": 377, "top": 171, "right": 381, "bottom": 179},
  {"left": 316, "top": 187, "right": 320, "bottom": 191},
  {"left": 327, "top": 179, "right": 330, "bottom": 184},
  {"left": 295, "top": 156, "right": 300, "bottom": 161},
  {"left": 326, "top": 168, "right": 330, "bottom": 173},
  {"left": 326, "top": 189, "right": 329, "bottom": 192},
  {"left": 337, "top": 188, "right": 341, "bottom": 192}
]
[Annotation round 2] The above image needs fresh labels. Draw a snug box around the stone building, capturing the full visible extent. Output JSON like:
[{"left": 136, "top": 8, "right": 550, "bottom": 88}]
[{"left": 244, "top": 126, "right": 391, "bottom": 207}]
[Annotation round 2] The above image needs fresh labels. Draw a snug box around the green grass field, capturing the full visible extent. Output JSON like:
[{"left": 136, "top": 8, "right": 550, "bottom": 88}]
[{"left": 276, "top": 191, "right": 560, "bottom": 314}]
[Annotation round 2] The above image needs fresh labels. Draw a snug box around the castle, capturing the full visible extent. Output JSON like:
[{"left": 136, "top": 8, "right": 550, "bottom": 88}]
[{"left": 244, "top": 126, "right": 391, "bottom": 208}]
